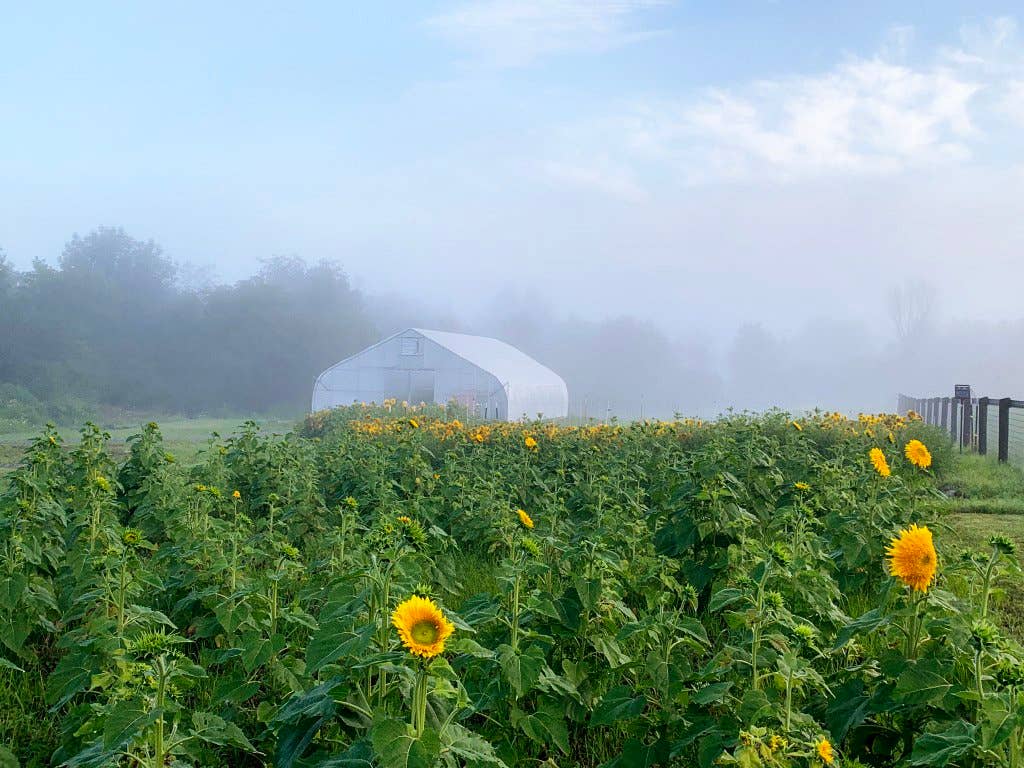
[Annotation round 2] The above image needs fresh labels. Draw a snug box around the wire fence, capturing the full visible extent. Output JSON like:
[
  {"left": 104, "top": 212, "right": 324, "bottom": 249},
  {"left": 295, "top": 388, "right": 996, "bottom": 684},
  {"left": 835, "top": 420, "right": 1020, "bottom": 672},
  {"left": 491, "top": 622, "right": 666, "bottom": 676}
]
[{"left": 897, "top": 393, "right": 1024, "bottom": 464}]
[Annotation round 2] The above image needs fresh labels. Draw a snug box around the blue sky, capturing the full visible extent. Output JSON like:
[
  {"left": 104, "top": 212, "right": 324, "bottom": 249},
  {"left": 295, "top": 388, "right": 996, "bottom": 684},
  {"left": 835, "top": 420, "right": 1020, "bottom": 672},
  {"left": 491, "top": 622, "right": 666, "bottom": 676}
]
[{"left": 3, "top": 1, "right": 1024, "bottom": 339}]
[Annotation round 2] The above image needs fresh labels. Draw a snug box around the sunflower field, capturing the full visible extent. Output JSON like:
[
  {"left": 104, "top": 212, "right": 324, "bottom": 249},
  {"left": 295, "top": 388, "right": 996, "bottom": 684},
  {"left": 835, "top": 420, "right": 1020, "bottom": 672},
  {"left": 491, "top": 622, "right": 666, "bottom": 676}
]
[{"left": 1, "top": 407, "right": 1022, "bottom": 768}]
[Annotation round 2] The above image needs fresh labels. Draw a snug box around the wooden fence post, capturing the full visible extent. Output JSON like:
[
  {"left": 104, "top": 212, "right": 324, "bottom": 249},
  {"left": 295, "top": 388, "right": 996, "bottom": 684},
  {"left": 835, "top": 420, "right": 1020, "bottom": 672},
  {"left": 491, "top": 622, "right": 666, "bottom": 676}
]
[
  {"left": 941, "top": 398, "right": 949, "bottom": 431},
  {"left": 965, "top": 399, "right": 974, "bottom": 450},
  {"left": 950, "top": 399, "right": 959, "bottom": 442},
  {"left": 999, "top": 398, "right": 1011, "bottom": 463},
  {"left": 978, "top": 397, "right": 989, "bottom": 455}
]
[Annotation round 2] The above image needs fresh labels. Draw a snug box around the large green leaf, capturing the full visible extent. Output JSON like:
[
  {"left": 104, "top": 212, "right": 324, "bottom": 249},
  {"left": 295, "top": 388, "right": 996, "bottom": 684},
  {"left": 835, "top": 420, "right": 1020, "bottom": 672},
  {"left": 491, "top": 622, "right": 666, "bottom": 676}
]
[
  {"left": 0, "top": 574, "right": 27, "bottom": 610},
  {"left": 691, "top": 681, "right": 733, "bottom": 706},
  {"left": 442, "top": 723, "right": 506, "bottom": 767},
  {"left": 909, "top": 720, "right": 978, "bottom": 766},
  {"left": 894, "top": 663, "right": 953, "bottom": 706},
  {"left": 514, "top": 702, "right": 570, "bottom": 755},
  {"left": 834, "top": 608, "right": 890, "bottom": 648},
  {"left": 591, "top": 685, "right": 646, "bottom": 726},
  {"left": 708, "top": 588, "right": 743, "bottom": 612},
  {"left": 370, "top": 719, "right": 440, "bottom": 768},
  {"left": 191, "top": 711, "right": 257, "bottom": 752},
  {"left": 498, "top": 643, "right": 547, "bottom": 699},
  {"left": 306, "top": 623, "right": 374, "bottom": 674},
  {"left": 102, "top": 698, "right": 160, "bottom": 750}
]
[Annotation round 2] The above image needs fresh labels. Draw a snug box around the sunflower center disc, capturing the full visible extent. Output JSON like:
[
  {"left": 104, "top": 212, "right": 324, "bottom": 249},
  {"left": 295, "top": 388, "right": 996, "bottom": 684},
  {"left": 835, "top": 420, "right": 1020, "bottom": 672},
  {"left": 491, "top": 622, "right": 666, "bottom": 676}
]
[{"left": 411, "top": 620, "right": 439, "bottom": 644}]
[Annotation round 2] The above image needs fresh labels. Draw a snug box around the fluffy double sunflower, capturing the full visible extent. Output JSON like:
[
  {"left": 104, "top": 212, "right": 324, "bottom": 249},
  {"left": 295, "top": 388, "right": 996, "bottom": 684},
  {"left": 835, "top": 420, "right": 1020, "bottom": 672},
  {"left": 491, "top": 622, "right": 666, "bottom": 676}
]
[
  {"left": 392, "top": 595, "right": 454, "bottom": 658},
  {"left": 904, "top": 439, "right": 932, "bottom": 469},
  {"left": 816, "top": 737, "right": 835, "bottom": 765},
  {"left": 886, "top": 524, "right": 938, "bottom": 592},
  {"left": 869, "top": 447, "right": 891, "bottom": 477}
]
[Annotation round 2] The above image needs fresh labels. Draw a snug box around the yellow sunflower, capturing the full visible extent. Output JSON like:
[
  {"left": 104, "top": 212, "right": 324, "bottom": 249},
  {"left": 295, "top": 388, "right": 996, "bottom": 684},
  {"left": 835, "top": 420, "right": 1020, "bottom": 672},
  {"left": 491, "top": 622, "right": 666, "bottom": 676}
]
[
  {"left": 886, "top": 524, "right": 937, "bottom": 592},
  {"left": 794, "top": 482, "right": 810, "bottom": 491},
  {"left": 816, "top": 738, "right": 835, "bottom": 765},
  {"left": 397, "top": 515, "right": 412, "bottom": 525},
  {"left": 904, "top": 439, "right": 932, "bottom": 469},
  {"left": 791, "top": 420, "right": 803, "bottom": 431},
  {"left": 517, "top": 509, "right": 535, "bottom": 529},
  {"left": 232, "top": 490, "right": 241, "bottom": 500},
  {"left": 524, "top": 435, "right": 538, "bottom": 450},
  {"left": 392, "top": 595, "right": 454, "bottom": 658},
  {"left": 869, "top": 447, "right": 891, "bottom": 477}
]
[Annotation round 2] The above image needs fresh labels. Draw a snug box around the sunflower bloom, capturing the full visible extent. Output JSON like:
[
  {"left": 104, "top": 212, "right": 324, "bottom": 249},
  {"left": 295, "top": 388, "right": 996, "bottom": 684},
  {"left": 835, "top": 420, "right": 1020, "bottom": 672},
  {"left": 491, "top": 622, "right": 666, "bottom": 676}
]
[
  {"left": 816, "top": 738, "right": 835, "bottom": 765},
  {"left": 232, "top": 490, "right": 241, "bottom": 500},
  {"left": 392, "top": 595, "right": 454, "bottom": 658},
  {"left": 409, "top": 419, "right": 419, "bottom": 429},
  {"left": 795, "top": 482, "right": 810, "bottom": 491},
  {"left": 886, "top": 524, "right": 938, "bottom": 592},
  {"left": 791, "top": 420, "right": 803, "bottom": 432},
  {"left": 517, "top": 509, "right": 534, "bottom": 529},
  {"left": 904, "top": 439, "right": 932, "bottom": 469},
  {"left": 869, "top": 448, "right": 891, "bottom": 477},
  {"left": 524, "top": 435, "right": 538, "bottom": 450}
]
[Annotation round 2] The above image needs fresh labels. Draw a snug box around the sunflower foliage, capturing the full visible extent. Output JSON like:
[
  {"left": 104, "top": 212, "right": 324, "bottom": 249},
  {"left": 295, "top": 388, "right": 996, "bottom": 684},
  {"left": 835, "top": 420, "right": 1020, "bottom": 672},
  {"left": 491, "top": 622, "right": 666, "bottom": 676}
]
[{"left": 0, "top": 408, "right": 1017, "bottom": 767}]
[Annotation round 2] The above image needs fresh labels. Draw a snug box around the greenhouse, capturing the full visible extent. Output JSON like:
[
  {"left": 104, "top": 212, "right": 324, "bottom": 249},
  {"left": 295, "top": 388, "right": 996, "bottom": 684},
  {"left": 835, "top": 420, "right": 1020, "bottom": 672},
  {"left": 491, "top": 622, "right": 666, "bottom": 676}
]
[{"left": 312, "top": 328, "right": 569, "bottom": 421}]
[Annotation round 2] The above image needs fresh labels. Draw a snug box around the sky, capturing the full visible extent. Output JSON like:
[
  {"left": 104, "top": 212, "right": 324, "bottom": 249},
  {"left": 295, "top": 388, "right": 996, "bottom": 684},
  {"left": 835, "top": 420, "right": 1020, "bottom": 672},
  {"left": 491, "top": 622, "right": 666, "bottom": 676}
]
[{"left": 3, "top": 1, "right": 1024, "bottom": 344}]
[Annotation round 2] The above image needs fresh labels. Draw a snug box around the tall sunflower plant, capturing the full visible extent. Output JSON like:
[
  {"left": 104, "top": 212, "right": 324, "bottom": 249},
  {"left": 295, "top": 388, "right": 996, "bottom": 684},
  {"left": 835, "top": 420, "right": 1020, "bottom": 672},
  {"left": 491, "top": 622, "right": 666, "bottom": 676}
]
[
  {"left": 373, "top": 592, "right": 508, "bottom": 768},
  {"left": 834, "top": 517, "right": 1024, "bottom": 767}
]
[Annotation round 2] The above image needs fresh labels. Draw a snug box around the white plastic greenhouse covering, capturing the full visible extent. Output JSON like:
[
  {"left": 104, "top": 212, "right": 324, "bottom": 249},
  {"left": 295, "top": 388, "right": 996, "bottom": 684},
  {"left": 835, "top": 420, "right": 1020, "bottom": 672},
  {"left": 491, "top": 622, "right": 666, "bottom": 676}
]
[{"left": 311, "top": 328, "right": 569, "bottom": 421}]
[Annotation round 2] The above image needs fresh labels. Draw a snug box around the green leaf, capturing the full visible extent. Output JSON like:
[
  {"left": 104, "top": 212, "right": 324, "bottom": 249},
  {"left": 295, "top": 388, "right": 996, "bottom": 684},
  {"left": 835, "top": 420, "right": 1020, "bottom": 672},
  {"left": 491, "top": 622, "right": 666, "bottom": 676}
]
[
  {"left": 909, "top": 720, "right": 978, "bottom": 766},
  {"left": 0, "top": 575, "right": 27, "bottom": 610},
  {"left": 834, "top": 608, "right": 889, "bottom": 648},
  {"left": 826, "top": 678, "right": 870, "bottom": 742},
  {"left": 191, "top": 711, "right": 258, "bottom": 752},
  {"left": 306, "top": 622, "right": 374, "bottom": 674},
  {"left": 0, "top": 745, "right": 19, "bottom": 768},
  {"left": 498, "top": 644, "right": 547, "bottom": 699},
  {"left": 591, "top": 685, "right": 646, "bottom": 726},
  {"left": 102, "top": 698, "right": 159, "bottom": 751},
  {"left": 894, "top": 663, "right": 953, "bottom": 706},
  {"left": 443, "top": 722, "right": 507, "bottom": 766},
  {"left": 600, "top": 738, "right": 669, "bottom": 768},
  {"left": 514, "top": 701, "right": 569, "bottom": 755},
  {"left": 709, "top": 588, "right": 743, "bottom": 612},
  {"left": 691, "top": 681, "right": 733, "bottom": 706},
  {"left": 370, "top": 719, "right": 440, "bottom": 768}
]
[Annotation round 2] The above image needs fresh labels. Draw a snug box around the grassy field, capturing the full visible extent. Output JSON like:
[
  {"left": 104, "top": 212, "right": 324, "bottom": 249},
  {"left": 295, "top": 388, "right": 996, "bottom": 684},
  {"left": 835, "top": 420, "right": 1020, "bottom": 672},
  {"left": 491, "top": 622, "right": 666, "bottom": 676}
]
[
  {"left": 0, "top": 416, "right": 298, "bottom": 476},
  {"left": 926, "top": 454, "right": 1024, "bottom": 639}
]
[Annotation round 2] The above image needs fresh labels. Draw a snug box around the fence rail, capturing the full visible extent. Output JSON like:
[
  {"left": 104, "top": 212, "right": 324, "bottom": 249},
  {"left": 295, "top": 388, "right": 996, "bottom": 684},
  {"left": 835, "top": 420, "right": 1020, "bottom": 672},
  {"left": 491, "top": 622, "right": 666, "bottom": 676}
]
[{"left": 897, "top": 393, "right": 1024, "bottom": 463}]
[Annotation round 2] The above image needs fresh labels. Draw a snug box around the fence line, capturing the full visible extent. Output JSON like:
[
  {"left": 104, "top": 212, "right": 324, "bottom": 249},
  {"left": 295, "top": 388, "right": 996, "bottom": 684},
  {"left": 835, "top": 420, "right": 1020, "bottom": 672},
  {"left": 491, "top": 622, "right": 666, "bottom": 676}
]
[{"left": 897, "top": 393, "right": 1024, "bottom": 463}]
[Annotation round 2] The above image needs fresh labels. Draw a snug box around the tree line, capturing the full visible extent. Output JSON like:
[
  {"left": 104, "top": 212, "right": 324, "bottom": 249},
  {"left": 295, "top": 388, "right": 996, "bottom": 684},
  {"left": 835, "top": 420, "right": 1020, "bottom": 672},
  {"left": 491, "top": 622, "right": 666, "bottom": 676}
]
[{"left": 0, "top": 227, "right": 377, "bottom": 418}]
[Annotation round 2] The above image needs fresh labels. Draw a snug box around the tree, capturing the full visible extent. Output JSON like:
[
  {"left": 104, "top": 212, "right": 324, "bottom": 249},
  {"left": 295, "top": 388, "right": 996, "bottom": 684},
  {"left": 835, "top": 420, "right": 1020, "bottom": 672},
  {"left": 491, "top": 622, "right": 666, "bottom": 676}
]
[{"left": 888, "top": 280, "right": 936, "bottom": 343}]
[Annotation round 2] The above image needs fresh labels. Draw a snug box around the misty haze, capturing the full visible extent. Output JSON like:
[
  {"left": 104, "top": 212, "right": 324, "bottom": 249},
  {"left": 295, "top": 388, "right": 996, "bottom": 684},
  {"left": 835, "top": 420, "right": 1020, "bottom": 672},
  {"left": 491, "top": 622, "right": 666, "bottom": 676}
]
[{"left": 3, "top": 4, "right": 1024, "bottom": 768}]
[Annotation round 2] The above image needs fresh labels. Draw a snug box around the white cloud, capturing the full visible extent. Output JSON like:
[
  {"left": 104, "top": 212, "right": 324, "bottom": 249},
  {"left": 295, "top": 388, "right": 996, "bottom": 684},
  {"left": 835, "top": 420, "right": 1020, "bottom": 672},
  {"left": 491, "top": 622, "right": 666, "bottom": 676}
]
[
  {"left": 537, "top": 19, "right": 1024, "bottom": 188},
  {"left": 626, "top": 55, "right": 981, "bottom": 183},
  {"left": 426, "top": 0, "right": 669, "bottom": 67}
]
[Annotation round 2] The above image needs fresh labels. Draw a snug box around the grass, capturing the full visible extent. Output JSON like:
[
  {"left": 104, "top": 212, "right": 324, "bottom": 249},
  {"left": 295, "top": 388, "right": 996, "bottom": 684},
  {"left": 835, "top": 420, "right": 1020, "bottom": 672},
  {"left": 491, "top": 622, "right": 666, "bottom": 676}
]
[
  {"left": 935, "top": 452, "right": 1024, "bottom": 638},
  {"left": 0, "top": 416, "right": 298, "bottom": 476},
  {"left": 933, "top": 453, "right": 1024, "bottom": 514}
]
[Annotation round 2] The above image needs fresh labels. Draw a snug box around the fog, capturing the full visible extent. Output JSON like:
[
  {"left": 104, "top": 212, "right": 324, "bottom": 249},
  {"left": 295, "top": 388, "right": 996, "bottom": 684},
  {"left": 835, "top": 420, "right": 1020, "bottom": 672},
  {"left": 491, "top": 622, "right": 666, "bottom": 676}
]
[{"left": 3, "top": 4, "right": 1024, "bottom": 422}]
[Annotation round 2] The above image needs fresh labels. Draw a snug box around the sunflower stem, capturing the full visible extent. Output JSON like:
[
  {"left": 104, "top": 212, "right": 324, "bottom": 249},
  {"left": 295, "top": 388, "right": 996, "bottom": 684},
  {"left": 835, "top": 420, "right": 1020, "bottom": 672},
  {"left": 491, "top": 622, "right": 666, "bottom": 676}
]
[{"left": 412, "top": 664, "right": 429, "bottom": 737}]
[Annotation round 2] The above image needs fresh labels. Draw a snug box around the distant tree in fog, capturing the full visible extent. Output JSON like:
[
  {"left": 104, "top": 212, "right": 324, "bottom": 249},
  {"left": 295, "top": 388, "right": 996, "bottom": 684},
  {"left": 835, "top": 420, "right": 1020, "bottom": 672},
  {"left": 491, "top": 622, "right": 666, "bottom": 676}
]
[{"left": 888, "top": 280, "right": 936, "bottom": 343}]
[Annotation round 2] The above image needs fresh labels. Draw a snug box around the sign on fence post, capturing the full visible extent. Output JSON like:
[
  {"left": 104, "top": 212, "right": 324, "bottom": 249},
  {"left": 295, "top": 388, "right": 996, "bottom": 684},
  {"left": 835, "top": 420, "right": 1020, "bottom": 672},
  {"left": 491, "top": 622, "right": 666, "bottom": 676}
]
[{"left": 955, "top": 385, "right": 971, "bottom": 400}]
